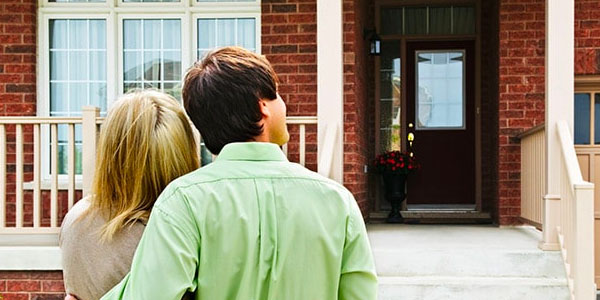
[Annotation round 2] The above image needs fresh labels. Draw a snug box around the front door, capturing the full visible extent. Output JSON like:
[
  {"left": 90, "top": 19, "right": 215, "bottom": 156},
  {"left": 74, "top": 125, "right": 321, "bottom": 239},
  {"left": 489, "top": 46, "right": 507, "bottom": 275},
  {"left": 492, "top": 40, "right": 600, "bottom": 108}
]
[{"left": 405, "top": 40, "right": 476, "bottom": 208}]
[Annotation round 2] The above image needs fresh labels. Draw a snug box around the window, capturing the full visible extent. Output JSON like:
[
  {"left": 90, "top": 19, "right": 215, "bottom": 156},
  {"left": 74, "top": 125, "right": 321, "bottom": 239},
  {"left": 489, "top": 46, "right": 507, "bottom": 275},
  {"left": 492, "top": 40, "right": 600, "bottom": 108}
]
[
  {"left": 381, "top": 5, "right": 476, "bottom": 36},
  {"left": 416, "top": 51, "right": 465, "bottom": 130},
  {"left": 39, "top": 0, "right": 260, "bottom": 174},
  {"left": 574, "top": 92, "right": 600, "bottom": 145}
]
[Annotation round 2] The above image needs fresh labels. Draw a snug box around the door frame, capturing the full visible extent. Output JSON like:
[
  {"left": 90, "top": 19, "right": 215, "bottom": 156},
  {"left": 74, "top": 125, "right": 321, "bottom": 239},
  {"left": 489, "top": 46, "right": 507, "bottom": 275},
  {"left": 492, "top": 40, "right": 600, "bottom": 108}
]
[{"left": 373, "top": 0, "right": 482, "bottom": 212}]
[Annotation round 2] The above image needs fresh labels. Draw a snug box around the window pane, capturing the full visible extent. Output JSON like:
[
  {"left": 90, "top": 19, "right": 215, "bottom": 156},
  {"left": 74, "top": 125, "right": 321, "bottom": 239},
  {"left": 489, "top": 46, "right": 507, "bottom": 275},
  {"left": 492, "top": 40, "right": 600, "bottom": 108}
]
[
  {"left": 50, "top": 0, "right": 104, "bottom": 2},
  {"left": 217, "top": 19, "right": 236, "bottom": 46},
  {"left": 237, "top": 18, "right": 256, "bottom": 51},
  {"left": 198, "top": 0, "right": 253, "bottom": 2},
  {"left": 381, "top": 8, "right": 402, "bottom": 35},
  {"left": 124, "top": 20, "right": 142, "bottom": 50},
  {"left": 379, "top": 40, "right": 402, "bottom": 151},
  {"left": 50, "top": 19, "right": 107, "bottom": 116},
  {"left": 405, "top": 7, "right": 426, "bottom": 35},
  {"left": 575, "top": 93, "right": 591, "bottom": 144},
  {"left": 144, "top": 20, "right": 161, "bottom": 49},
  {"left": 596, "top": 94, "right": 600, "bottom": 145},
  {"left": 50, "top": 19, "right": 106, "bottom": 175},
  {"left": 453, "top": 6, "right": 476, "bottom": 34},
  {"left": 197, "top": 18, "right": 256, "bottom": 59},
  {"left": 429, "top": 7, "right": 451, "bottom": 35},
  {"left": 416, "top": 51, "right": 464, "bottom": 129},
  {"left": 123, "top": 19, "right": 181, "bottom": 98},
  {"left": 123, "top": 0, "right": 179, "bottom": 2}
]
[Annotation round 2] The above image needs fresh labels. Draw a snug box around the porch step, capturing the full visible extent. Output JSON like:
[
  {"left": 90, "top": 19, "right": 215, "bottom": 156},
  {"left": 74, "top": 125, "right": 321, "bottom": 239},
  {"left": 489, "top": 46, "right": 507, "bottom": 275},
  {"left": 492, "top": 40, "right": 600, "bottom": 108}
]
[
  {"left": 368, "top": 224, "right": 570, "bottom": 300},
  {"left": 369, "top": 210, "right": 493, "bottom": 224},
  {"left": 378, "top": 276, "right": 570, "bottom": 300}
]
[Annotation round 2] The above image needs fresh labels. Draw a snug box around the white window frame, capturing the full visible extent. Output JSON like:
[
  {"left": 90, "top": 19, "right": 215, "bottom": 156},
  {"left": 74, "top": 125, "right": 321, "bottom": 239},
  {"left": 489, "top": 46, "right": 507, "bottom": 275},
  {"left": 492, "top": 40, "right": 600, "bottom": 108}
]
[{"left": 36, "top": 0, "right": 261, "bottom": 184}]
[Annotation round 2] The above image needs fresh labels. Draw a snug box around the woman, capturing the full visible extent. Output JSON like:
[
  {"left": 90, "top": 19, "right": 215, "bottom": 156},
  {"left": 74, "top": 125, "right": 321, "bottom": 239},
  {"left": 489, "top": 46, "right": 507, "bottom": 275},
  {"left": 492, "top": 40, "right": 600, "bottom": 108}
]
[{"left": 60, "top": 90, "right": 199, "bottom": 300}]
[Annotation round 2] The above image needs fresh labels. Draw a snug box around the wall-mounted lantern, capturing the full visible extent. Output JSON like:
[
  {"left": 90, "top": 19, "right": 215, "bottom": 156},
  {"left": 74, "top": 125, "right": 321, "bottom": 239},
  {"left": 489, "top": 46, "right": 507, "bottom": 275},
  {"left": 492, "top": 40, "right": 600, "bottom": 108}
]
[{"left": 364, "top": 29, "right": 381, "bottom": 56}]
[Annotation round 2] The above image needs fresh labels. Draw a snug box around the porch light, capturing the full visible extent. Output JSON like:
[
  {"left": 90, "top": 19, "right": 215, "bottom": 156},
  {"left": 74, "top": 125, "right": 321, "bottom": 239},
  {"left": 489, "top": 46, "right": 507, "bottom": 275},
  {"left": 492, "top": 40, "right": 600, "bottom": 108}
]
[{"left": 364, "top": 29, "right": 381, "bottom": 56}]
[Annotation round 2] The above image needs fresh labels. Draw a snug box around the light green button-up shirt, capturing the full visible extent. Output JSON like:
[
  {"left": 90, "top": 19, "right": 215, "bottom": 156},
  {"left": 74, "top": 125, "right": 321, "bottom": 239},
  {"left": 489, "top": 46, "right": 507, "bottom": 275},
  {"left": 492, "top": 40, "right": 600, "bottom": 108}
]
[{"left": 101, "top": 142, "right": 377, "bottom": 300}]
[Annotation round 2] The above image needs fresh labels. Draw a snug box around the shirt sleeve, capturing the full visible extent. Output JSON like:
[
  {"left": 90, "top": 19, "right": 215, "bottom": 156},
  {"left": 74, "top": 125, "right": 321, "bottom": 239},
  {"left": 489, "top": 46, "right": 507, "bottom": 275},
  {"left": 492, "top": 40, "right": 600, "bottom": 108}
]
[
  {"left": 338, "top": 192, "right": 378, "bottom": 300},
  {"left": 101, "top": 192, "right": 200, "bottom": 300}
]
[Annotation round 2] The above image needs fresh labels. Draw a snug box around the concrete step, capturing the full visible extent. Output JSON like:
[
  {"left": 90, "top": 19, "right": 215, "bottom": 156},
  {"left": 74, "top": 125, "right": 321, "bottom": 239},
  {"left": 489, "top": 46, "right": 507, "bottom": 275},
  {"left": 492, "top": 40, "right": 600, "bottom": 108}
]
[
  {"left": 378, "top": 276, "right": 570, "bottom": 300},
  {"left": 368, "top": 225, "right": 570, "bottom": 300},
  {"left": 374, "top": 249, "right": 565, "bottom": 278}
]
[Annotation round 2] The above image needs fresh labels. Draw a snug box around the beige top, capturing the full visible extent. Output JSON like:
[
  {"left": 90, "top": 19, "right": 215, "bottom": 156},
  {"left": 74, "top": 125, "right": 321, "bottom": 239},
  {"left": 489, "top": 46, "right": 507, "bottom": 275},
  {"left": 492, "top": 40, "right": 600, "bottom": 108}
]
[{"left": 59, "top": 197, "right": 145, "bottom": 300}]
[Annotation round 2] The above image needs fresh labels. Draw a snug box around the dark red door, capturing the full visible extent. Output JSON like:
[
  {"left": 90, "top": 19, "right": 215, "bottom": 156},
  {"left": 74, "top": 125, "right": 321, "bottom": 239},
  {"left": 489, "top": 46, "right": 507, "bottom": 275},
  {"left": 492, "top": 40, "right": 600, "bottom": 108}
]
[{"left": 405, "top": 40, "right": 476, "bottom": 206}]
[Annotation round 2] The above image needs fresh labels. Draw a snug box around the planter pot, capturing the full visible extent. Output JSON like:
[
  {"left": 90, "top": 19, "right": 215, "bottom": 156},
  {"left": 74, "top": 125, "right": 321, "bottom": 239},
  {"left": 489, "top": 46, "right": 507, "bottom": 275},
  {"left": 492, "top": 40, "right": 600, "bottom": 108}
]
[{"left": 382, "top": 173, "right": 407, "bottom": 223}]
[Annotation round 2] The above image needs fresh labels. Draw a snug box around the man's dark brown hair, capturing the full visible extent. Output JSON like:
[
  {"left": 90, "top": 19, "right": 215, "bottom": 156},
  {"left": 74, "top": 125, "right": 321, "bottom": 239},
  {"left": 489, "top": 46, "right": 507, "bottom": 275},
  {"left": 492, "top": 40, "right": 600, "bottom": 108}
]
[{"left": 182, "top": 46, "right": 279, "bottom": 154}]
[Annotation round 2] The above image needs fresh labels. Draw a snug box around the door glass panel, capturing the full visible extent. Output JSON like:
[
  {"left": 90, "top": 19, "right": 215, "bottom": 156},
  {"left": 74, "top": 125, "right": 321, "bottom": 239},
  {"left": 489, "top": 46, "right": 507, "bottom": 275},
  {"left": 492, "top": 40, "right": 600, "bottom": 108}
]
[
  {"left": 575, "top": 93, "right": 591, "bottom": 144},
  {"left": 595, "top": 94, "right": 600, "bottom": 144},
  {"left": 416, "top": 51, "right": 464, "bottom": 129},
  {"left": 379, "top": 41, "right": 402, "bottom": 152}
]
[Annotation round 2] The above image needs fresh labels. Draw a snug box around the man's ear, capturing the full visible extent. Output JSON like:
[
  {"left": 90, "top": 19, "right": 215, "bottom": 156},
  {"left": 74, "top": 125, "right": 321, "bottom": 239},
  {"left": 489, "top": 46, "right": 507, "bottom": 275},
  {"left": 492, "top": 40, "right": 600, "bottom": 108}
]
[{"left": 259, "top": 99, "right": 271, "bottom": 118}]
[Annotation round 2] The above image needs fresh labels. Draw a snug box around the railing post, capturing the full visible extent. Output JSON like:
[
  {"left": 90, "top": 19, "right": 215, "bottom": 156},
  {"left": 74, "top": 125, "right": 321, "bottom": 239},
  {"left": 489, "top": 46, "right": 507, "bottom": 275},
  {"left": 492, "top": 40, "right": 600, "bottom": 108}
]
[
  {"left": 82, "top": 106, "right": 100, "bottom": 197},
  {"left": 317, "top": 0, "right": 344, "bottom": 183},
  {"left": 542, "top": 0, "right": 574, "bottom": 250},
  {"left": 574, "top": 182, "right": 595, "bottom": 298}
]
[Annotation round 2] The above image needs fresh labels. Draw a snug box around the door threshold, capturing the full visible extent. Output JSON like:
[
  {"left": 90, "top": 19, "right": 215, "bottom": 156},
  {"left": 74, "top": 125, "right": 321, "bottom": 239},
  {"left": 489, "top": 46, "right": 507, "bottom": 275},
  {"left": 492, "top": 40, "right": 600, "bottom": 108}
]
[
  {"left": 369, "top": 210, "right": 492, "bottom": 224},
  {"left": 407, "top": 204, "right": 477, "bottom": 211}
]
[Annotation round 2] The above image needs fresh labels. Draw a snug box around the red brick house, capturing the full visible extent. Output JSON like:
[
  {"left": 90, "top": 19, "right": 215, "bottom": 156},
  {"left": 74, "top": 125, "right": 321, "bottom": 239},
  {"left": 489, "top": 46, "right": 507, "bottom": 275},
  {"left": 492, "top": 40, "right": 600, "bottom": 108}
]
[{"left": 1, "top": 0, "right": 600, "bottom": 298}]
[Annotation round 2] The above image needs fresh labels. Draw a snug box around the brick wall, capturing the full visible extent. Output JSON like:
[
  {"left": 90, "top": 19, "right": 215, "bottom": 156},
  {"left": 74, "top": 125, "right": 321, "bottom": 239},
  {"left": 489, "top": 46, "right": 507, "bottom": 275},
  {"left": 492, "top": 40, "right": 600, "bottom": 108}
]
[
  {"left": 0, "top": 271, "right": 65, "bottom": 300},
  {"left": 261, "top": 0, "right": 372, "bottom": 217},
  {"left": 575, "top": 0, "right": 600, "bottom": 75},
  {"left": 342, "top": 0, "right": 373, "bottom": 215},
  {"left": 261, "top": 0, "right": 318, "bottom": 172},
  {"left": 0, "top": 0, "right": 36, "bottom": 117},
  {"left": 498, "top": 0, "right": 600, "bottom": 225},
  {"left": 498, "top": 0, "right": 545, "bottom": 225}
]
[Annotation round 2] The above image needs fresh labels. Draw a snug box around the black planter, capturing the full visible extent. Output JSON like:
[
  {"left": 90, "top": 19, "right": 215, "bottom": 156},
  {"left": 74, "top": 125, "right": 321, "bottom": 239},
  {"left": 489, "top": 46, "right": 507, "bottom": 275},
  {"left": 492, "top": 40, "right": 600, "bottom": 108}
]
[{"left": 382, "top": 173, "right": 407, "bottom": 223}]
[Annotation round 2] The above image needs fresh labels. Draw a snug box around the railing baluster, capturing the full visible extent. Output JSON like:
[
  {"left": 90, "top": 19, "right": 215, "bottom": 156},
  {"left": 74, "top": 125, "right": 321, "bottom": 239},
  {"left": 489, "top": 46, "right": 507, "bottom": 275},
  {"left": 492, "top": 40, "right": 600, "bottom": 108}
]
[
  {"left": 15, "top": 125, "right": 23, "bottom": 228},
  {"left": 0, "top": 125, "right": 5, "bottom": 228},
  {"left": 68, "top": 123, "right": 75, "bottom": 209},
  {"left": 33, "top": 124, "right": 41, "bottom": 228},
  {"left": 299, "top": 124, "right": 306, "bottom": 166},
  {"left": 50, "top": 124, "right": 58, "bottom": 228},
  {"left": 282, "top": 143, "right": 288, "bottom": 156}
]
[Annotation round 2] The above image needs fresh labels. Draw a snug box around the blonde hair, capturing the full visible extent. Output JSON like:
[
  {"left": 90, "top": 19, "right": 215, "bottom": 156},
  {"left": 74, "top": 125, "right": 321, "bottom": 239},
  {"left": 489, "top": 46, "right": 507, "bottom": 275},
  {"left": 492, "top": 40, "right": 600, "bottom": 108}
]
[{"left": 89, "top": 90, "right": 199, "bottom": 241}]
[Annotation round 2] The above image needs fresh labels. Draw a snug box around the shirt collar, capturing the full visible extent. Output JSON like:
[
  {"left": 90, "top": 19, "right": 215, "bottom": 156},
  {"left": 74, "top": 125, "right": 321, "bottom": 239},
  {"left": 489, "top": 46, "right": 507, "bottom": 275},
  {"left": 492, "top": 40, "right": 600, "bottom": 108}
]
[{"left": 215, "top": 142, "right": 289, "bottom": 162}]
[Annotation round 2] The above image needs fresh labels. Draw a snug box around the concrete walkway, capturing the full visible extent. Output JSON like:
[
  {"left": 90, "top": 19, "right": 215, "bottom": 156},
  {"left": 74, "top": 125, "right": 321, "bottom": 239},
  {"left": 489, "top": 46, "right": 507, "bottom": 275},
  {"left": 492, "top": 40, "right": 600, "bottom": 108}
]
[{"left": 367, "top": 224, "right": 570, "bottom": 300}]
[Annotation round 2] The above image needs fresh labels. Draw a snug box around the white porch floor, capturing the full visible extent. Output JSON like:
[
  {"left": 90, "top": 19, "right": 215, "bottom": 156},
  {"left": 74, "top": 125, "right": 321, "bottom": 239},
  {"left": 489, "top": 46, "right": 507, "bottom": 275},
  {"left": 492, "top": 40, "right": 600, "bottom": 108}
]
[{"left": 367, "top": 224, "right": 570, "bottom": 300}]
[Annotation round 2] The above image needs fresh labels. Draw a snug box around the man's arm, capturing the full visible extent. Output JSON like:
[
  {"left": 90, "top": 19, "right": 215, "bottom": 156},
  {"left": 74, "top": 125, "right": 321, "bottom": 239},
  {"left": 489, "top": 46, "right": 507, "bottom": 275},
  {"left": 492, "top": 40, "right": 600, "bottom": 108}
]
[
  {"left": 338, "top": 193, "right": 378, "bottom": 300},
  {"left": 101, "top": 192, "right": 200, "bottom": 300}
]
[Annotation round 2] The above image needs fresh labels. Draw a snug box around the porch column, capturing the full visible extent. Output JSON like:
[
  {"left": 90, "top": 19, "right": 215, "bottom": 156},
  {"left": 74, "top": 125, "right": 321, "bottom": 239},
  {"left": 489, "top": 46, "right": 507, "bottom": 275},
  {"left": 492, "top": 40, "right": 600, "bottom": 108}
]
[
  {"left": 316, "top": 0, "right": 344, "bottom": 183},
  {"left": 541, "top": 0, "right": 574, "bottom": 250}
]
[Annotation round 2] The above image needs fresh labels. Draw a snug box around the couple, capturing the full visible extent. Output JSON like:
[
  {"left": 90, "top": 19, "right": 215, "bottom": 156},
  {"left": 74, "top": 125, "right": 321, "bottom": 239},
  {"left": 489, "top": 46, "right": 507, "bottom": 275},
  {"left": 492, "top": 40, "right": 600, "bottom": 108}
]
[{"left": 60, "top": 47, "right": 378, "bottom": 300}]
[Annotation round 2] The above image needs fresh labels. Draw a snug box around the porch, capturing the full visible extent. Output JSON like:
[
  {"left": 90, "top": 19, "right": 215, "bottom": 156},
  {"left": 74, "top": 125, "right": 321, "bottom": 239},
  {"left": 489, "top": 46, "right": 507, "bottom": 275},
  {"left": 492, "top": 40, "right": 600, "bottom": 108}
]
[{"left": 369, "top": 224, "right": 570, "bottom": 299}]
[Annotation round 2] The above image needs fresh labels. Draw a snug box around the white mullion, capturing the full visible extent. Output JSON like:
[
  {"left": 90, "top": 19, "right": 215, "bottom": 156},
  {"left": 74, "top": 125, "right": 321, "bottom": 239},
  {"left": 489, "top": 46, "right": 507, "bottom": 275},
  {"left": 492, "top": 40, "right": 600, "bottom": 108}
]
[
  {"left": 140, "top": 19, "right": 145, "bottom": 89},
  {"left": 66, "top": 19, "right": 71, "bottom": 117},
  {"left": 86, "top": 19, "right": 91, "bottom": 106}
]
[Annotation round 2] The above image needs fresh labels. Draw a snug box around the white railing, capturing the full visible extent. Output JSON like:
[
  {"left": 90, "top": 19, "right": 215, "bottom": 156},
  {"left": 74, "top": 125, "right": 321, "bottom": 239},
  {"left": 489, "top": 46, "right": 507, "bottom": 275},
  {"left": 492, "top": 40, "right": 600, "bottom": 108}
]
[
  {"left": 0, "top": 107, "right": 317, "bottom": 240},
  {"left": 556, "top": 120, "right": 595, "bottom": 300},
  {"left": 519, "top": 125, "right": 545, "bottom": 228}
]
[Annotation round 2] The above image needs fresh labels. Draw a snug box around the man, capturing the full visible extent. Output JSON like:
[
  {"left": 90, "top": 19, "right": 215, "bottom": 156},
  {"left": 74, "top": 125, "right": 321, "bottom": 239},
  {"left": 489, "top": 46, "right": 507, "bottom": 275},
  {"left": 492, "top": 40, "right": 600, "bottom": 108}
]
[{"left": 101, "top": 46, "right": 377, "bottom": 300}]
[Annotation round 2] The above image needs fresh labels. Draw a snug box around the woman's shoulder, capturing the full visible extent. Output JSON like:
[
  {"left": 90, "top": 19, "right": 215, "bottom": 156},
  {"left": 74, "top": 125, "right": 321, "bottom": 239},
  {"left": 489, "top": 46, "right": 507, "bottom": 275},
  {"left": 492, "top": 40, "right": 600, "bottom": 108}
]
[{"left": 59, "top": 197, "right": 93, "bottom": 246}]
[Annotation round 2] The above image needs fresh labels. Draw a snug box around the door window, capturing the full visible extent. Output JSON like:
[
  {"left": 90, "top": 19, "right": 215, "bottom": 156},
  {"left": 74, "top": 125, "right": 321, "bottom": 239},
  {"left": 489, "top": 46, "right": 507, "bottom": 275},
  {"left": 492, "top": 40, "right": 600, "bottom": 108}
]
[{"left": 416, "top": 50, "right": 465, "bottom": 129}]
